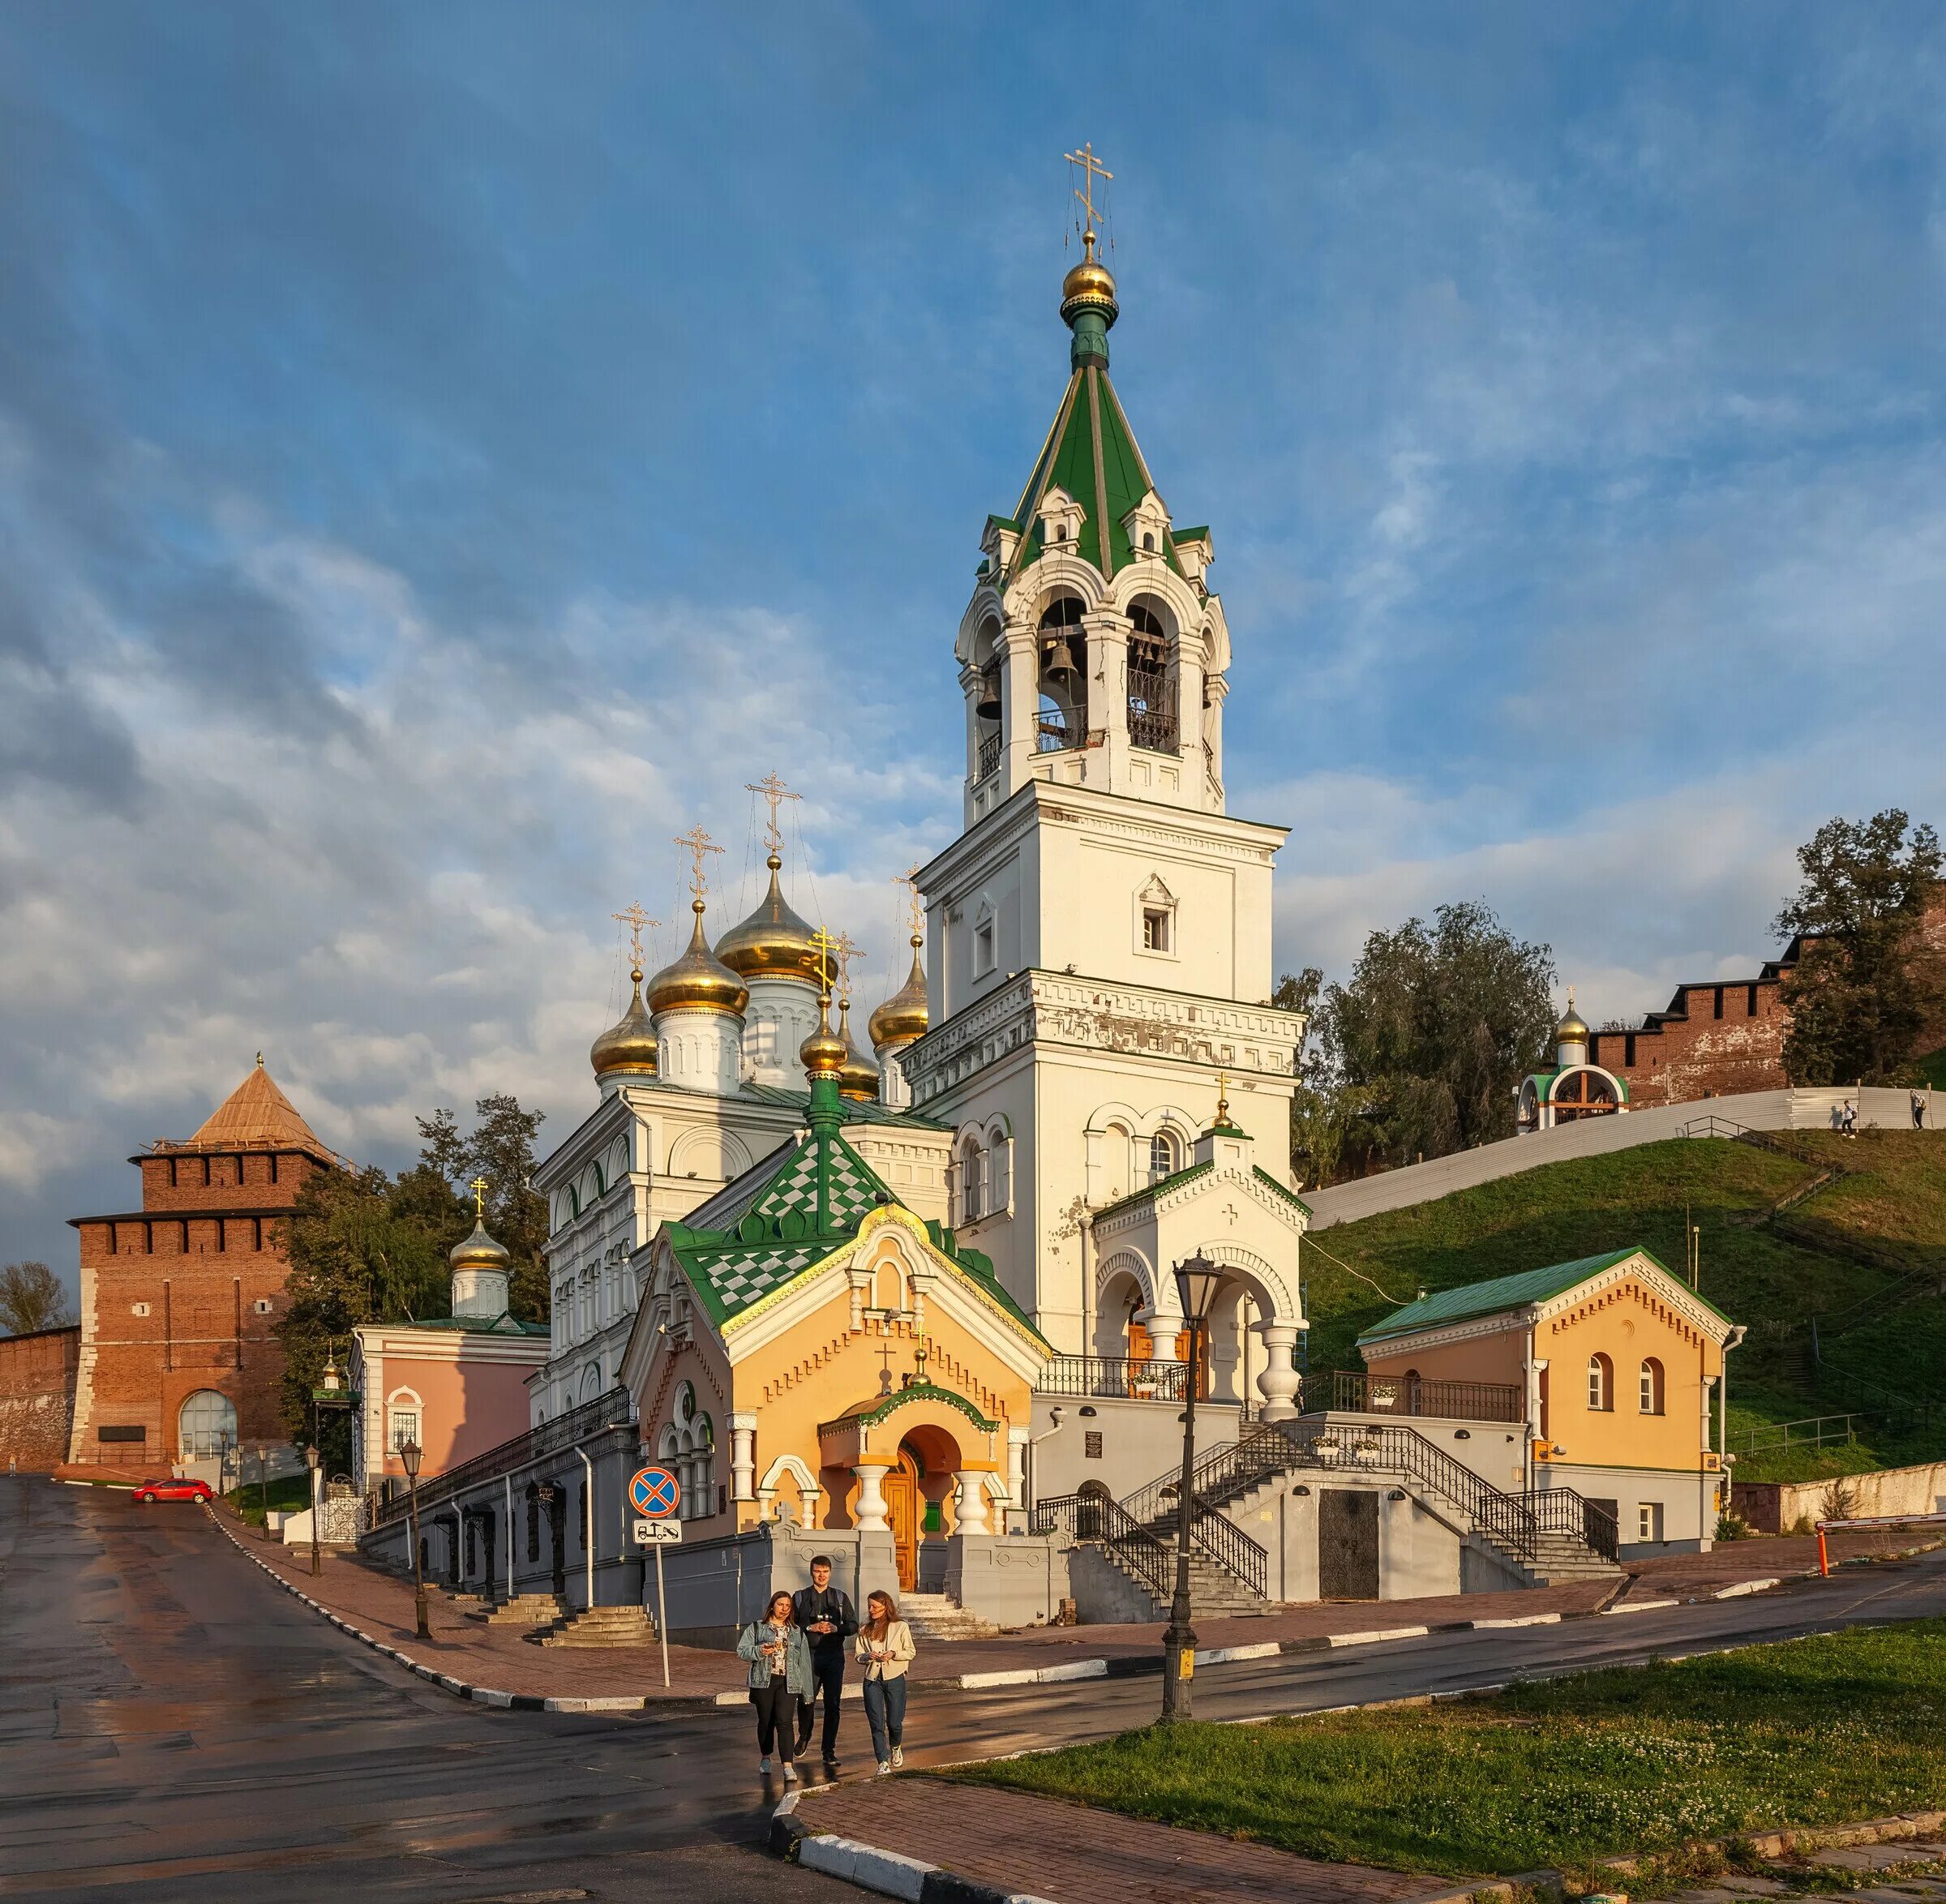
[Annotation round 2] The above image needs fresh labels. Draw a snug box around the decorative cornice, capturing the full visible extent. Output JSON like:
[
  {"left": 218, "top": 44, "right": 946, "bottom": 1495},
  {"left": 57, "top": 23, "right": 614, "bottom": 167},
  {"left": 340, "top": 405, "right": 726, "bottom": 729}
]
[
  {"left": 1534, "top": 1253, "right": 1734, "bottom": 1346},
  {"left": 902, "top": 968, "right": 1302, "bottom": 1107},
  {"left": 820, "top": 1381, "right": 999, "bottom": 1438}
]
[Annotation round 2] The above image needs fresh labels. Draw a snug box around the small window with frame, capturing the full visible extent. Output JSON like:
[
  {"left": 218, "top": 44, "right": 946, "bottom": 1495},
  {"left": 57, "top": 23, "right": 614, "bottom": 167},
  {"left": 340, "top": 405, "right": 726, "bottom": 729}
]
[
  {"left": 1142, "top": 907, "right": 1170, "bottom": 952},
  {"left": 973, "top": 915, "right": 996, "bottom": 976}
]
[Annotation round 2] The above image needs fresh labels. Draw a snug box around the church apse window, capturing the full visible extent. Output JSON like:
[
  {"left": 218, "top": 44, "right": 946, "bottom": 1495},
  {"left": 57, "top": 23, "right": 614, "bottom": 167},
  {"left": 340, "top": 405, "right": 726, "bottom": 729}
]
[
  {"left": 1126, "top": 601, "right": 1177, "bottom": 754},
  {"left": 1035, "top": 598, "right": 1087, "bottom": 752}
]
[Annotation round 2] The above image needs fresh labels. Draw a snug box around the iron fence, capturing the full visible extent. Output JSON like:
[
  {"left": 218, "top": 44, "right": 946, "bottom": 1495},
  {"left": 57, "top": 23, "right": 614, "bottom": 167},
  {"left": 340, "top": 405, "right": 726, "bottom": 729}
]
[
  {"left": 1036, "top": 1355, "right": 1190, "bottom": 1400},
  {"left": 1309, "top": 1370, "right": 1524, "bottom": 1423}
]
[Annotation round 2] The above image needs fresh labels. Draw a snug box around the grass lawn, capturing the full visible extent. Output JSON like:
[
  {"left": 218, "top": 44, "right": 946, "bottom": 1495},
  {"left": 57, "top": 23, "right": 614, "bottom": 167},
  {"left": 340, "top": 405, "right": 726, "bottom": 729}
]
[
  {"left": 955, "top": 1623, "right": 1946, "bottom": 1879},
  {"left": 1305, "top": 1131, "right": 1946, "bottom": 1469},
  {"left": 226, "top": 1473, "right": 313, "bottom": 1526}
]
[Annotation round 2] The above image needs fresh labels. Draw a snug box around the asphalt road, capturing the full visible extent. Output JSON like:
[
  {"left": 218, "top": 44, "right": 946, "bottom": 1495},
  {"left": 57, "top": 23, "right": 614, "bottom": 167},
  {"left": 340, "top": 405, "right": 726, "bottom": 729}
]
[{"left": 5, "top": 1475, "right": 1944, "bottom": 1903}]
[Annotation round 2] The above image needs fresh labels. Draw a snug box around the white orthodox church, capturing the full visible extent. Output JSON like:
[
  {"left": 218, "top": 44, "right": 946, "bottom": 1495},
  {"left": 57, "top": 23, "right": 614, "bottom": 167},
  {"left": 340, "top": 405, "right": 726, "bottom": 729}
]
[{"left": 527, "top": 220, "right": 1313, "bottom": 1473}]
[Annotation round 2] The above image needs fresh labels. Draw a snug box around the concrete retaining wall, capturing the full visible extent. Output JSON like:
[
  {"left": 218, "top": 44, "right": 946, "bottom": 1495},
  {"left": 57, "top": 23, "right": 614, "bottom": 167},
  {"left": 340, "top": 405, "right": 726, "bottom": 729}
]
[
  {"left": 1734, "top": 1460, "right": 1946, "bottom": 1534},
  {"left": 1305, "top": 1087, "right": 1920, "bottom": 1232}
]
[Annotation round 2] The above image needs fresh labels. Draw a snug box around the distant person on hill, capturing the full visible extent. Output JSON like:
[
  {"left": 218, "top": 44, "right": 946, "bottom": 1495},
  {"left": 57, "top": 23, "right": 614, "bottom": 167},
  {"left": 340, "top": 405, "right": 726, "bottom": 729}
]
[{"left": 1914, "top": 1089, "right": 1927, "bottom": 1130}]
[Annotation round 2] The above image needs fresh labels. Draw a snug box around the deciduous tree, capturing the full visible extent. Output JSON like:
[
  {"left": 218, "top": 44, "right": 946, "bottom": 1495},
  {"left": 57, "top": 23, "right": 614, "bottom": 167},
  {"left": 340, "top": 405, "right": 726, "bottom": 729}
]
[
  {"left": 1776, "top": 809, "right": 1944, "bottom": 1086},
  {"left": 0, "top": 1260, "right": 73, "bottom": 1335},
  {"left": 1291, "top": 902, "right": 1556, "bottom": 1182}
]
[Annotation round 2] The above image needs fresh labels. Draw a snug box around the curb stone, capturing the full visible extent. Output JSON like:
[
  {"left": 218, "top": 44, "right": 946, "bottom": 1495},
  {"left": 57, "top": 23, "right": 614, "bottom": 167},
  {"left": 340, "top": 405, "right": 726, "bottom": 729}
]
[{"left": 776, "top": 1797, "right": 1060, "bottom": 1904}]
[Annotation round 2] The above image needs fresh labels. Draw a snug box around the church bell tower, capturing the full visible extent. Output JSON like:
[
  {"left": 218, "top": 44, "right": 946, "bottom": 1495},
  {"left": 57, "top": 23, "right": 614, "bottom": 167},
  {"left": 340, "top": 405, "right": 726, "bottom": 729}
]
[{"left": 900, "top": 153, "right": 1309, "bottom": 1356}]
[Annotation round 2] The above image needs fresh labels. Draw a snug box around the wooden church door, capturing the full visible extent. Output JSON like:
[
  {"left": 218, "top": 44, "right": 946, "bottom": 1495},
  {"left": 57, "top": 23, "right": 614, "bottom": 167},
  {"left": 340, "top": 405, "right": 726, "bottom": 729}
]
[{"left": 883, "top": 1447, "right": 921, "bottom": 1591}]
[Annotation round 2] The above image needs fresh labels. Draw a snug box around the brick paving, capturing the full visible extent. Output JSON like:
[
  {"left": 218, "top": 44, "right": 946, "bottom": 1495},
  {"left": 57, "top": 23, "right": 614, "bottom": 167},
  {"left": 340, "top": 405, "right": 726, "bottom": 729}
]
[
  {"left": 214, "top": 1507, "right": 1931, "bottom": 1705},
  {"left": 793, "top": 1780, "right": 1464, "bottom": 1904}
]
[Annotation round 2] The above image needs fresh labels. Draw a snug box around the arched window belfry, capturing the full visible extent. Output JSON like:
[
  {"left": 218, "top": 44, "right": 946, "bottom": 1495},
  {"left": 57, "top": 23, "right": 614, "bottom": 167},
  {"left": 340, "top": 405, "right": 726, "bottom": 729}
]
[
  {"left": 1036, "top": 598, "right": 1087, "bottom": 753},
  {"left": 972, "top": 618, "right": 1004, "bottom": 781},
  {"left": 1126, "top": 601, "right": 1177, "bottom": 754}
]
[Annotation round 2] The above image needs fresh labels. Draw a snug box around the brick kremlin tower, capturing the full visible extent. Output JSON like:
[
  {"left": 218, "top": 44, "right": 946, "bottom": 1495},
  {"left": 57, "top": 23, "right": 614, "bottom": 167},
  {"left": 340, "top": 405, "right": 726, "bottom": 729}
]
[{"left": 66, "top": 1057, "right": 342, "bottom": 1474}]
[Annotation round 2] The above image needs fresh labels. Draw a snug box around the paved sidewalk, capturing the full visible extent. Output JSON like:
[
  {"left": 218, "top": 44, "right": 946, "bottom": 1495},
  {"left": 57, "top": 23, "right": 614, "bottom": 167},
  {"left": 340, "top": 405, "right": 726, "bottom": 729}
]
[
  {"left": 214, "top": 1503, "right": 1928, "bottom": 1706},
  {"left": 791, "top": 1781, "right": 1468, "bottom": 1904}
]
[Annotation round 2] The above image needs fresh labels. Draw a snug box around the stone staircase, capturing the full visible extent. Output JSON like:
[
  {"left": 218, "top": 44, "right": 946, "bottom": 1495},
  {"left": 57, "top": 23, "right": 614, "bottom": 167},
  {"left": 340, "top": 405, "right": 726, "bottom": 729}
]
[
  {"left": 1082, "top": 1537, "right": 1268, "bottom": 1619},
  {"left": 535, "top": 1603, "right": 659, "bottom": 1649},
  {"left": 899, "top": 1592, "right": 1003, "bottom": 1641},
  {"left": 1518, "top": 1529, "right": 1626, "bottom": 1585},
  {"left": 467, "top": 1590, "right": 566, "bottom": 1630}
]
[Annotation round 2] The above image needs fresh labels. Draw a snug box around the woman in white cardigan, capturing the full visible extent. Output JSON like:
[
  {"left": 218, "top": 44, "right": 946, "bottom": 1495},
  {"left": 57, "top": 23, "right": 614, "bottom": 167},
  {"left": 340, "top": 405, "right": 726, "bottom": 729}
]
[{"left": 855, "top": 1589, "right": 917, "bottom": 1773}]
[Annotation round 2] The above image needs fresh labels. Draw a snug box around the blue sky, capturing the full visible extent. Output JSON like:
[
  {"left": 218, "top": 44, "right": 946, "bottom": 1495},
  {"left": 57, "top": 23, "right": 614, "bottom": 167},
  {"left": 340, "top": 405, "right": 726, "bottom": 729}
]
[{"left": 3, "top": 5, "right": 1944, "bottom": 1291}]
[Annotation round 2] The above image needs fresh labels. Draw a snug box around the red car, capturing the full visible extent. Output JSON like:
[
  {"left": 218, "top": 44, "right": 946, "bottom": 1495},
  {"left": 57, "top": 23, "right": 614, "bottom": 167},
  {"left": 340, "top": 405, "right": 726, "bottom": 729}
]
[{"left": 132, "top": 1478, "right": 214, "bottom": 1504}]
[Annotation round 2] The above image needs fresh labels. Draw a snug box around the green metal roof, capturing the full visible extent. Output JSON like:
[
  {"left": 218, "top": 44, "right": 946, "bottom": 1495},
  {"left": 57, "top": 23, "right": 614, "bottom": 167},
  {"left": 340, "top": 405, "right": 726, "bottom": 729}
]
[
  {"left": 1006, "top": 364, "right": 1184, "bottom": 585},
  {"left": 738, "top": 1083, "right": 949, "bottom": 1130},
  {"left": 1357, "top": 1246, "right": 1730, "bottom": 1345},
  {"left": 665, "top": 1077, "right": 1044, "bottom": 1344},
  {"left": 1090, "top": 1158, "right": 1214, "bottom": 1227},
  {"left": 391, "top": 1312, "right": 549, "bottom": 1338}
]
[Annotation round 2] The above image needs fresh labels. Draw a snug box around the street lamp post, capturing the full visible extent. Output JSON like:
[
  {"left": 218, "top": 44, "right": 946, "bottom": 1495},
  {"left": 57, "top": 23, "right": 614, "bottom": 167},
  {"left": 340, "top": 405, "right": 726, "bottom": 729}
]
[
  {"left": 401, "top": 1438, "right": 431, "bottom": 1641},
  {"left": 306, "top": 1346, "right": 353, "bottom": 1580},
  {"left": 1160, "top": 1250, "right": 1225, "bottom": 1723},
  {"left": 304, "top": 1443, "right": 322, "bottom": 1577},
  {"left": 256, "top": 1446, "right": 270, "bottom": 1540}
]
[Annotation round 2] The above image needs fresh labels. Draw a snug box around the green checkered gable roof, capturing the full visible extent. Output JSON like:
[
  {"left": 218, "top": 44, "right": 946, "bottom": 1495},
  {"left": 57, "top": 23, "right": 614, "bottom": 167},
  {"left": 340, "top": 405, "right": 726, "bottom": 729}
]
[{"left": 666, "top": 1122, "right": 900, "bottom": 1327}]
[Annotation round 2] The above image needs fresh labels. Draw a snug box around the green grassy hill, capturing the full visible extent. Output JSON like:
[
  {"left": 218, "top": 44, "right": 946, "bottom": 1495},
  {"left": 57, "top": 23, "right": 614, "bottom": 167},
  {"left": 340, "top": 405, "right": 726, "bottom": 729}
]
[{"left": 1304, "top": 1128, "right": 1946, "bottom": 1482}]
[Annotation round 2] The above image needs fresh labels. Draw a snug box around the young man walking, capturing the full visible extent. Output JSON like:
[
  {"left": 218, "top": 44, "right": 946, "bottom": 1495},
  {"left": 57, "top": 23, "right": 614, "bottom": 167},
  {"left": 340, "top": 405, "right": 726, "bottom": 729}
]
[{"left": 792, "top": 1554, "right": 857, "bottom": 1764}]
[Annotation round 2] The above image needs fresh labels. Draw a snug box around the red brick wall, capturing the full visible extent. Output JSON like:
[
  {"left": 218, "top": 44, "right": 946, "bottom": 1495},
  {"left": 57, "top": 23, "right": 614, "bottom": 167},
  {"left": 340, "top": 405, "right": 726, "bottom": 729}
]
[
  {"left": 0, "top": 1325, "right": 80, "bottom": 1471},
  {"left": 1588, "top": 978, "right": 1791, "bottom": 1108},
  {"left": 68, "top": 1146, "right": 329, "bottom": 1465}
]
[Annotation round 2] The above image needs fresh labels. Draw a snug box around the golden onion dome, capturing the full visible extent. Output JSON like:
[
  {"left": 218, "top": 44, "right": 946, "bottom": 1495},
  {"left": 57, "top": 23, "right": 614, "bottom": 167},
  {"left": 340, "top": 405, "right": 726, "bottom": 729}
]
[
  {"left": 589, "top": 965, "right": 659, "bottom": 1077},
  {"left": 868, "top": 939, "right": 929, "bottom": 1053},
  {"left": 647, "top": 901, "right": 750, "bottom": 1018},
  {"left": 1557, "top": 991, "right": 1591, "bottom": 1044},
  {"left": 1061, "top": 255, "right": 1119, "bottom": 324},
  {"left": 716, "top": 856, "right": 823, "bottom": 985},
  {"left": 835, "top": 999, "right": 881, "bottom": 1101},
  {"left": 449, "top": 1216, "right": 511, "bottom": 1276},
  {"left": 799, "top": 998, "right": 849, "bottom": 1079}
]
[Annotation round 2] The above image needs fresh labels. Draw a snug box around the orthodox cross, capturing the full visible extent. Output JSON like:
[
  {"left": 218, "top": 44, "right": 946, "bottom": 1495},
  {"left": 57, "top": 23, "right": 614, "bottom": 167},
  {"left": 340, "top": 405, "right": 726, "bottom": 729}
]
[
  {"left": 808, "top": 926, "right": 844, "bottom": 999},
  {"left": 745, "top": 771, "right": 800, "bottom": 858},
  {"left": 895, "top": 864, "right": 924, "bottom": 942},
  {"left": 470, "top": 1175, "right": 490, "bottom": 1216},
  {"left": 672, "top": 825, "right": 723, "bottom": 903},
  {"left": 1064, "top": 142, "right": 1113, "bottom": 253},
  {"left": 833, "top": 929, "right": 864, "bottom": 1004},
  {"left": 611, "top": 901, "right": 656, "bottom": 971}
]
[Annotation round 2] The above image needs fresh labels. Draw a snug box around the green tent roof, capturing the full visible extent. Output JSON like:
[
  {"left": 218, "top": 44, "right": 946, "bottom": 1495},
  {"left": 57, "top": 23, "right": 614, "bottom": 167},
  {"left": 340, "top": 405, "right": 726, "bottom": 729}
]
[
  {"left": 1357, "top": 1246, "right": 1730, "bottom": 1346},
  {"left": 1005, "top": 364, "right": 1184, "bottom": 585}
]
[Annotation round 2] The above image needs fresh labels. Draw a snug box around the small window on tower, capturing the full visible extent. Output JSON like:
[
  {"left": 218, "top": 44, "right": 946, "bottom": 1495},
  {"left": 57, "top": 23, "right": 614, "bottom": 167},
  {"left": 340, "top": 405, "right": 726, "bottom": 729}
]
[
  {"left": 1142, "top": 908, "right": 1170, "bottom": 952},
  {"left": 974, "top": 917, "right": 996, "bottom": 976}
]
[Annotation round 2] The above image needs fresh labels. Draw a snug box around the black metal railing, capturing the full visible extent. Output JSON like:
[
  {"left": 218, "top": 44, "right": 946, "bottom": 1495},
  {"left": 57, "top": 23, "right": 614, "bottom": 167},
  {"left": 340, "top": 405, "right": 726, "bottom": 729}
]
[
  {"left": 1031, "top": 1490, "right": 1180, "bottom": 1604},
  {"left": 1128, "top": 706, "right": 1178, "bottom": 753},
  {"left": 1309, "top": 1370, "right": 1525, "bottom": 1424},
  {"left": 1036, "top": 1355, "right": 1191, "bottom": 1400},
  {"left": 1520, "top": 1485, "right": 1620, "bottom": 1563},
  {"left": 368, "top": 1385, "right": 637, "bottom": 1529},
  {"left": 975, "top": 731, "right": 1002, "bottom": 781}
]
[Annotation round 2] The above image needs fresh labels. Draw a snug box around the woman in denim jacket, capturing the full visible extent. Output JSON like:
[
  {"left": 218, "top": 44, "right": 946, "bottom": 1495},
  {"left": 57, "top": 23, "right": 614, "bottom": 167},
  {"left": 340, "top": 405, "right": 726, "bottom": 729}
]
[{"left": 738, "top": 1589, "right": 814, "bottom": 1781}]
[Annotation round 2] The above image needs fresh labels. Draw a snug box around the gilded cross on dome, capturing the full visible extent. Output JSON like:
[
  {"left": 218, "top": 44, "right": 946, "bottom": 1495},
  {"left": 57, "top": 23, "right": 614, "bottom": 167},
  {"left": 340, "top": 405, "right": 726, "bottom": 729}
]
[
  {"left": 672, "top": 825, "right": 723, "bottom": 904},
  {"left": 808, "top": 926, "right": 843, "bottom": 999},
  {"left": 745, "top": 771, "right": 800, "bottom": 858},
  {"left": 832, "top": 930, "right": 865, "bottom": 1004},
  {"left": 895, "top": 864, "right": 924, "bottom": 942},
  {"left": 1064, "top": 141, "right": 1113, "bottom": 255},
  {"left": 611, "top": 902, "right": 656, "bottom": 971},
  {"left": 469, "top": 1175, "right": 490, "bottom": 1216}
]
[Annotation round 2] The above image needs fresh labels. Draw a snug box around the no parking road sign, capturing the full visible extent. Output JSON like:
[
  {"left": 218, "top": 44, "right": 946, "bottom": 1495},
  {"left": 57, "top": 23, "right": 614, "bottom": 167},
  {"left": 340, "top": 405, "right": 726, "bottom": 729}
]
[{"left": 629, "top": 1464, "right": 680, "bottom": 1519}]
